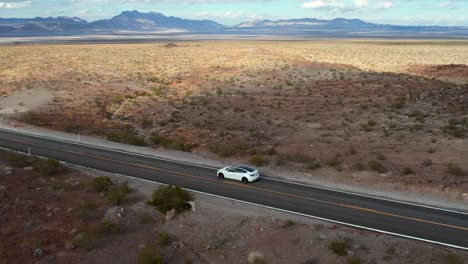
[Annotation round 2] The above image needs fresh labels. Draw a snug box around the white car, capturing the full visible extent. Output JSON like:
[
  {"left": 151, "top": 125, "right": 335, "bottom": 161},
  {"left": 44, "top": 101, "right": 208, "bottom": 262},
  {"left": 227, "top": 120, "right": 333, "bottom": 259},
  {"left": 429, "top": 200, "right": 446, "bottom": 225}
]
[{"left": 217, "top": 165, "right": 260, "bottom": 183}]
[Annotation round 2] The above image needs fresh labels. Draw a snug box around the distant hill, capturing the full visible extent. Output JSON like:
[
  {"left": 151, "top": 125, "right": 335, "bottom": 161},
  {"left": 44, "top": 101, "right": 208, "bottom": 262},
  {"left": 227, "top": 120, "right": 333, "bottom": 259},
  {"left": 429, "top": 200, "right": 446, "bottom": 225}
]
[
  {"left": 0, "top": 11, "right": 224, "bottom": 33},
  {"left": 236, "top": 18, "right": 373, "bottom": 29},
  {"left": 0, "top": 11, "right": 467, "bottom": 37},
  {"left": 0, "top": 16, "right": 87, "bottom": 25},
  {"left": 89, "top": 10, "right": 224, "bottom": 31},
  {"left": 0, "top": 16, "right": 88, "bottom": 33},
  {"left": 232, "top": 18, "right": 468, "bottom": 36}
]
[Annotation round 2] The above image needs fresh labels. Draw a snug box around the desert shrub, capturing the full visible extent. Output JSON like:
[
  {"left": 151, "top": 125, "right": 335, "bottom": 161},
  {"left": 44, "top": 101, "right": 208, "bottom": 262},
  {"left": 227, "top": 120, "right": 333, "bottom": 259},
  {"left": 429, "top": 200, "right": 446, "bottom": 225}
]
[
  {"left": 443, "top": 118, "right": 468, "bottom": 138},
  {"left": 283, "top": 152, "right": 312, "bottom": 163},
  {"left": 164, "top": 43, "right": 178, "bottom": 48},
  {"left": 402, "top": 167, "right": 414, "bottom": 175},
  {"left": 306, "top": 159, "right": 321, "bottom": 170},
  {"left": 20, "top": 111, "right": 49, "bottom": 126},
  {"left": 111, "top": 96, "right": 124, "bottom": 105},
  {"left": 361, "top": 123, "right": 372, "bottom": 132},
  {"left": 50, "top": 180, "right": 63, "bottom": 191},
  {"left": 347, "top": 256, "right": 362, "bottom": 264},
  {"left": 355, "top": 162, "right": 365, "bottom": 171},
  {"left": 92, "top": 176, "right": 113, "bottom": 192},
  {"left": 158, "top": 232, "right": 171, "bottom": 246},
  {"left": 73, "top": 232, "right": 98, "bottom": 251},
  {"left": 376, "top": 153, "right": 386, "bottom": 161},
  {"left": 444, "top": 253, "right": 464, "bottom": 264},
  {"left": 327, "top": 158, "right": 342, "bottom": 170},
  {"left": 138, "top": 245, "right": 162, "bottom": 264},
  {"left": 275, "top": 156, "right": 287, "bottom": 166},
  {"left": 95, "top": 221, "right": 121, "bottom": 236},
  {"left": 383, "top": 244, "right": 397, "bottom": 261},
  {"left": 447, "top": 163, "right": 465, "bottom": 176},
  {"left": 369, "top": 160, "right": 388, "bottom": 173},
  {"left": 64, "top": 121, "right": 82, "bottom": 133},
  {"left": 106, "top": 125, "right": 147, "bottom": 146},
  {"left": 126, "top": 135, "right": 147, "bottom": 146},
  {"left": 248, "top": 251, "right": 266, "bottom": 264},
  {"left": 105, "top": 132, "right": 121, "bottom": 142},
  {"left": 249, "top": 155, "right": 267, "bottom": 166},
  {"left": 6, "top": 153, "right": 32, "bottom": 167},
  {"left": 303, "top": 259, "right": 319, "bottom": 264},
  {"left": 213, "top": 141, "right": 249, "bottom": 157},
  {"left": 74, "top": 221, "right": 121, "bottom": 251},
  {"left": 328, "top": 240, "right": 350, "bottom": 256},
  {"left": 33, "top": 158, "right": 67, "bottom": 175},
  {"left": 263, "top": 147, "right": 277, "bottom": 156},
  {"left": 138, "top": 212, "right": 153, "bottom": 224},
  {"left": 367, "top": 119, "right": 377, "bottom": 127},
  {"left": 390, "top": 96, "right": 406, "bottom": 109},
  {"left": 280, "top": 220, "right": 295, "bottom": 229},
  {"left": 150, "top": 133, "right": 194, "bottom": 151},
  {"left": 76, "top": 200, "right": 98, "bottom": 221},
  {"left": 149, "top": 133, "right": 170, "bottom": 145},
  {"left": 422, "top": 159, "right": 432, "bottom": 167},
  {"left": 141, "top": 118, "right": 153, "bottom": 128},
  {"left": 147, "top": 185, "right": 193, "bottom": 213},
  {"left": 107, "top": 183, "right": 132, "bottom": 205}
]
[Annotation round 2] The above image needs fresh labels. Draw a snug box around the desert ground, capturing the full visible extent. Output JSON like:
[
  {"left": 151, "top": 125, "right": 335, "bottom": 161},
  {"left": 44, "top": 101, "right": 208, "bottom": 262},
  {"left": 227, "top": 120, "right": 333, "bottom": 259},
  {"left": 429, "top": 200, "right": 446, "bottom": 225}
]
[
  {"left": 0, "top": 40, "right": 467, "bottom": 204},
  {"left": 1, "top": 150, "right": 467, "bottom": 264}
]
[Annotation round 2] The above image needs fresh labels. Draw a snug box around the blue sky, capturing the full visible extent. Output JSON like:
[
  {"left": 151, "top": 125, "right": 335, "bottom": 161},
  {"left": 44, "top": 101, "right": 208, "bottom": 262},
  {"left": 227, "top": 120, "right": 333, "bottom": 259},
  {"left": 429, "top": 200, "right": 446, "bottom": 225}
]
[{"left": 0, "top": 0, "right": 467, "bottom": 26}]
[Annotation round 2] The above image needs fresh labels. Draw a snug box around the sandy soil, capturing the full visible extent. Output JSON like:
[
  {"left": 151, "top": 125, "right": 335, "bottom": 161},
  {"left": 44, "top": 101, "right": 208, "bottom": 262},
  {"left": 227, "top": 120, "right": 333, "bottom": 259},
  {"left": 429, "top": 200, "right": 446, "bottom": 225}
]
[
  {"left": 0, "top": 88, "right": 53, "bottom": 115},
  {"left": 0, "top": 40, "right": 467, "bottom": 212},
  {"left": 407, "top": 64, "right": 468, "bottom": 85},
  {"left": 2, "top": 151, "right": 467, "bottom": 264}
]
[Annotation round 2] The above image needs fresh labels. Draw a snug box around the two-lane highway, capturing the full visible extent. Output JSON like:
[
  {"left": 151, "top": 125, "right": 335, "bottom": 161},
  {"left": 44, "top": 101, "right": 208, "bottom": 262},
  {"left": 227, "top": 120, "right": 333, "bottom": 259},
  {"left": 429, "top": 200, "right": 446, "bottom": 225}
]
[{"left": 0, "top": 128, "right": 467, "bottom": 249}]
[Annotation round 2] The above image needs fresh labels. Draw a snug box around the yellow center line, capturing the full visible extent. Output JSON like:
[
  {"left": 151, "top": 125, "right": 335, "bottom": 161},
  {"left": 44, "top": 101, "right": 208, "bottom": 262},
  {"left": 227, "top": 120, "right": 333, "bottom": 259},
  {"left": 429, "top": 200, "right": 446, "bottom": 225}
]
[
  {"left": 5, "top": 137, "right": 468, "bottom": 232},
  {"left": 224, "top": 181, "right": 468, "bottom": 231}
]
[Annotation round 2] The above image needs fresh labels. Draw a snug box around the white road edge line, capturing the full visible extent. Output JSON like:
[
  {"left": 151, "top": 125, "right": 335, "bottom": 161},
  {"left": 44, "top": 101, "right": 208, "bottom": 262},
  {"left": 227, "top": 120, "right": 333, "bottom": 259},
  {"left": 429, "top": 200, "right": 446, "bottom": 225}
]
[
  {"left": 2, "top": 146, "right": 468, "bottom": 251},
  {"left": 77, "top": 164, "right": 468, "bottom": 251},
  {"left": 260, "top": 176, "right": 468, "bottom": 215},
  {"left": 1, "top": 127, "right": 468, "bottom": 216}
]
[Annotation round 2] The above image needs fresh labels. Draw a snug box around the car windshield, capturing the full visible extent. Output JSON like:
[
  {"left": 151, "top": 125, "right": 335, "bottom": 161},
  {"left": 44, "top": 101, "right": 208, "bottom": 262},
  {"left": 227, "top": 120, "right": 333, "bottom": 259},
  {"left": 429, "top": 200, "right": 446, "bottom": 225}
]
[{"left": 238, "top": 165, "right": 256, "bottom": 172}]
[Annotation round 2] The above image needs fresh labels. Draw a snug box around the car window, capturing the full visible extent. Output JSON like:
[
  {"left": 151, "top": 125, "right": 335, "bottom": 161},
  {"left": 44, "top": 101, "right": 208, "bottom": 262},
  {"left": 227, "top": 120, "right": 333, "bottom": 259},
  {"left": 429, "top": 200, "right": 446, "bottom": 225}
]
[
  {"left": 239, "top": 166, "right": 255, "bottom": 172},
  {"left": 227, "top": 168, "right": 237, "bottom": 172}
]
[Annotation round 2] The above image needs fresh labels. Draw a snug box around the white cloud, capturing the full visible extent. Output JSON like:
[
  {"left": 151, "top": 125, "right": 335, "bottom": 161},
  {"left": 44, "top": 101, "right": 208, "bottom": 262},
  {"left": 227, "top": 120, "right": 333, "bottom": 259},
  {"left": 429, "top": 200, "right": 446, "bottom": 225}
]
[
  {"left": 195, "top": 11, "right": 261, "bottom": 19},
  {"left": 301, "top": 0, "right": 345, "bottom": 10},
  {"left": 301, "top": 0, "right": 393, "bottom": 12},
  {"left": 0, "top": 0, "right": 32, "bottom": 9},
  {"left": 376, "top": 0, "right": 392, "bottom": 10},
  {"left": 353, "top": 0, "right": 368, "bottom": 8}
]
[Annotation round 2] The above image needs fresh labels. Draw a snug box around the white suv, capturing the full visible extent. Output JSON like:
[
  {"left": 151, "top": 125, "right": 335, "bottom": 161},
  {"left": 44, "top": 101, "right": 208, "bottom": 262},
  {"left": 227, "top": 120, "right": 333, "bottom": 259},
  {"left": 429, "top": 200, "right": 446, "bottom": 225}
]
[{"left": 217, "top": 165, "right": 260, "bottom": 183}]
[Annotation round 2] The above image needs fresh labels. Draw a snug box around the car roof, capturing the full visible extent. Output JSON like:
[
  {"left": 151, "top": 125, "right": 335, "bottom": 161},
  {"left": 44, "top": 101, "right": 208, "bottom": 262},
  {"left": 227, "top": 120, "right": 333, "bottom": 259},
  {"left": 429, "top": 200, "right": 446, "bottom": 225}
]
[{"left": 236, "top": 165, "right": 256, "bottom": 172}]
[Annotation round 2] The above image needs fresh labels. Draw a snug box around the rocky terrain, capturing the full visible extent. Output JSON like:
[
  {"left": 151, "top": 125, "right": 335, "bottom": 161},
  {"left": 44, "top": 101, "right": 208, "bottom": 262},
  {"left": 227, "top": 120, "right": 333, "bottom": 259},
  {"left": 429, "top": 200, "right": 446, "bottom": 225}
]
[
  {"left": 1, "top": 150, "right": 467, "bottom": 264},
  {"left": 0, "top": 40, "right": 467, "bottom": 204}
]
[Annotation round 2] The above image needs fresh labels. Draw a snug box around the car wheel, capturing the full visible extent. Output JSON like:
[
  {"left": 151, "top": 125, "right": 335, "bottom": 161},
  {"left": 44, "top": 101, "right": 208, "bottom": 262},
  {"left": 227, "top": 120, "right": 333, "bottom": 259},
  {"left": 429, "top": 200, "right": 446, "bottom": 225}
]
[
  {"left": 218, "top": 173, "right": 224, "bottom": 179},
  {"left": 242, "top": 177, "right": 249, "bottom": 184}
]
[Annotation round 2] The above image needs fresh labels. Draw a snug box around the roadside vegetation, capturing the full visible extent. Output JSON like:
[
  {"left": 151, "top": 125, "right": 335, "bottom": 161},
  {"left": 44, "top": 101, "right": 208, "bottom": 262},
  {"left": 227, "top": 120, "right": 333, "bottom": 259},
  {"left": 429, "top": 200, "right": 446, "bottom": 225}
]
[
  {"left": 147, "top": 185, "right": 193, "bottom": 213},
  {"left": 5, "top": 41, "right": 467, "bottom": 199}
]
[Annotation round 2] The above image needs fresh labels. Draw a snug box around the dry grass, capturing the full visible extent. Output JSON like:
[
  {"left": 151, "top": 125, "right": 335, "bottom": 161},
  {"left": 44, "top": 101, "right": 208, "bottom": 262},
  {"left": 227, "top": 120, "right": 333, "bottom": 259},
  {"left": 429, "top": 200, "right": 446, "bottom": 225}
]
[{"left": 1, "top": 40, "right": 467, "bottom": 196}]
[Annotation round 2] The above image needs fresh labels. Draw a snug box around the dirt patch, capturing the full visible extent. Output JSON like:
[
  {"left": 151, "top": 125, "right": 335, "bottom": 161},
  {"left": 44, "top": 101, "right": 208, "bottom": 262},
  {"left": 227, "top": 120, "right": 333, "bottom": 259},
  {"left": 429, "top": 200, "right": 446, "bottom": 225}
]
[
  {"left": 3, "top": 153, "right": 467, "bottom": 264},
  {"left": 1, "top": 42, "right": 468, "bottom": 206},
  {"left": 0, "top": 88, "right": 54, "bottom": 115},
  {"left": 408, "top": 64, "right": 468, "bottom": 84}
]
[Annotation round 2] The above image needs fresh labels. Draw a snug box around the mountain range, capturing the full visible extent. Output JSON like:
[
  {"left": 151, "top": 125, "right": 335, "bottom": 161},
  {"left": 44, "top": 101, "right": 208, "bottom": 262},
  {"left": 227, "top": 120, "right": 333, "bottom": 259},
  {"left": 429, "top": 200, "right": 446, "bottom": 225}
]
[{"left": 1, "top": 10, "right": 467, "bottom": 37}]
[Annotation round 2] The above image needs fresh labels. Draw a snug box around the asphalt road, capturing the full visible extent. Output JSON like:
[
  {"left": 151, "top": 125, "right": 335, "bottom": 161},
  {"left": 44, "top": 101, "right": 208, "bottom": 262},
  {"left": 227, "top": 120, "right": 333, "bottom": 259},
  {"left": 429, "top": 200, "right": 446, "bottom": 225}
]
[{"left": 0, "top": 128, "right": 467, "bottom": 249}]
